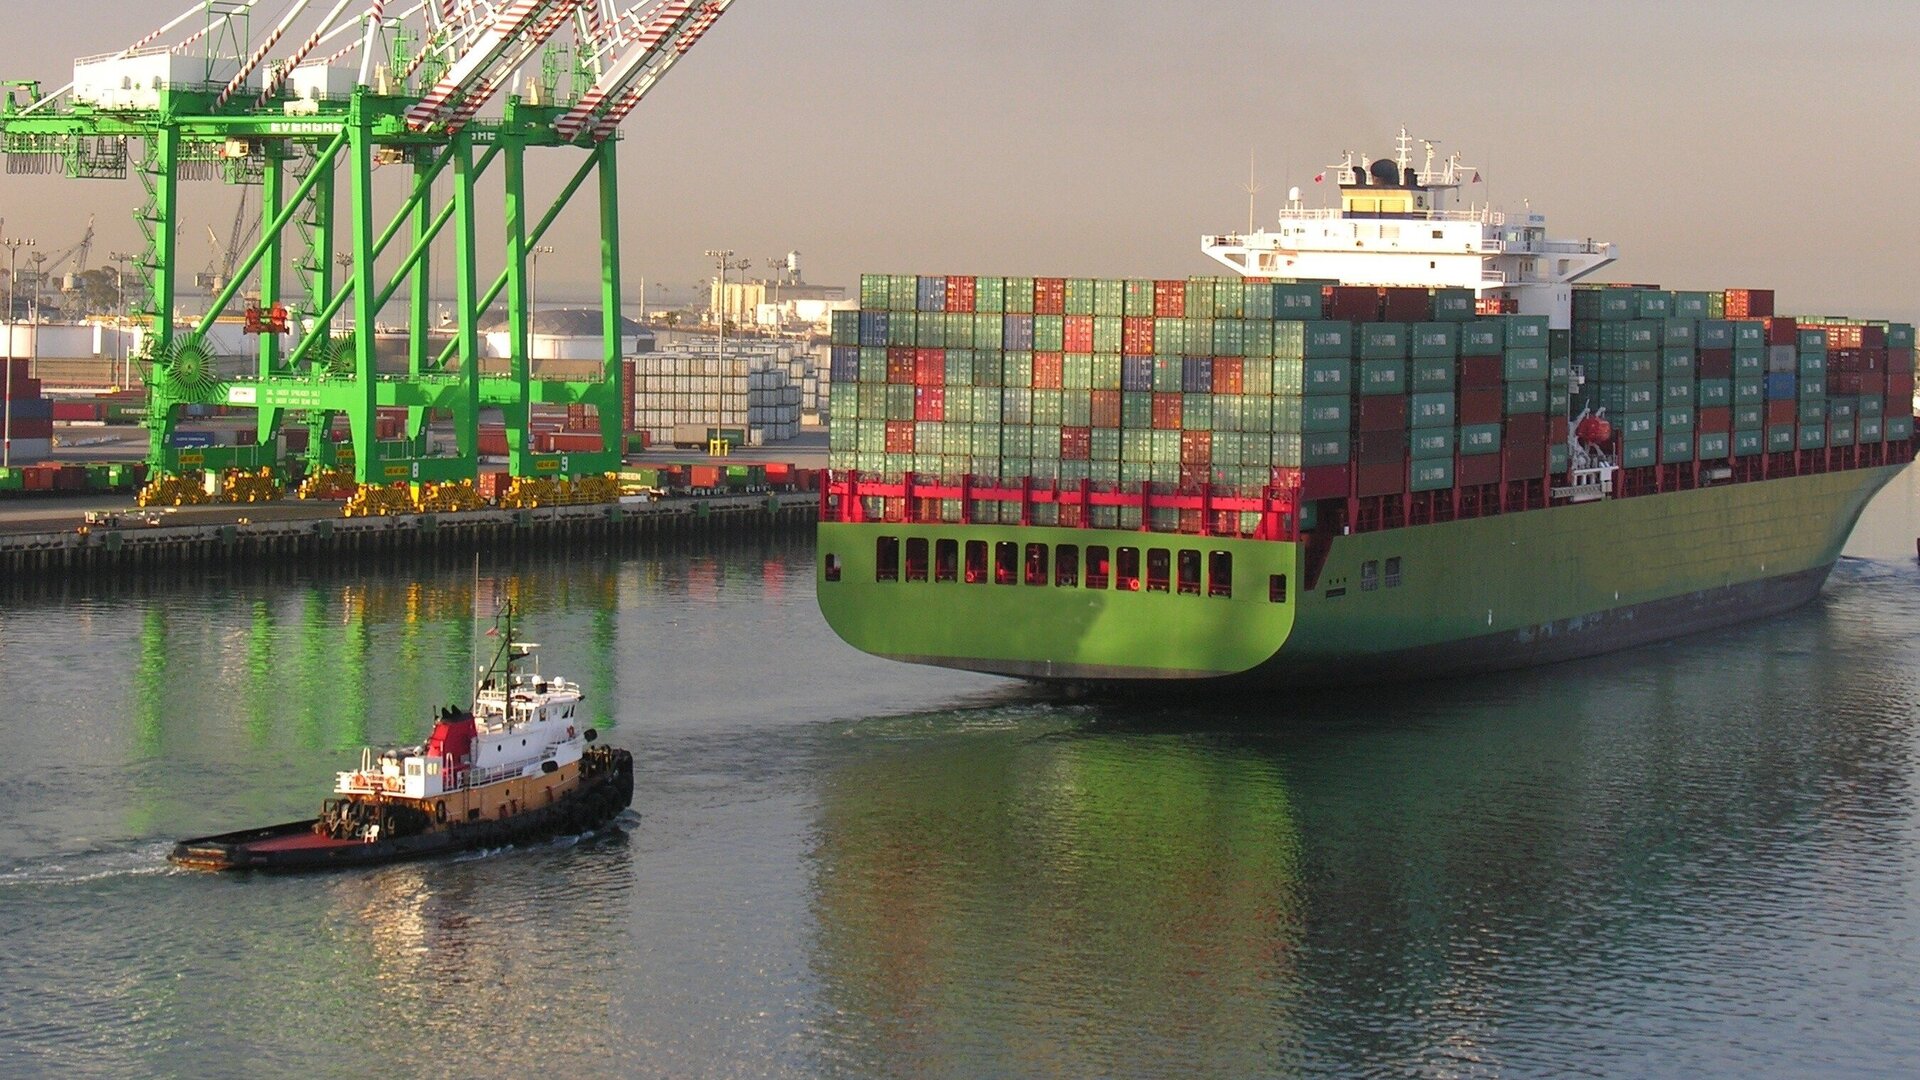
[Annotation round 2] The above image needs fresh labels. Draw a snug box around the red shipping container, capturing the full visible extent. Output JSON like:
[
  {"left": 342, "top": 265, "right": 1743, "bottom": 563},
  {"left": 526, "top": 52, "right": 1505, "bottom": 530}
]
[
  {"left": 21, "top": 466, "right": 53, "bottom": 491},
  {"left": 1355, "top": 460, "right": 1404, "bottom": 497},
  {"left": 1151, "top": 393, "right": 1183, "bottom": 430},
  {"left": 945, "top": 275, "right": 976, "bottom": 312},
  {"left": 10, "top": 418, "right": 53, "bottom": 439},
  {"left": 1060, "top": 427, "right": 1091, "bottom": 460},
  {"left": 1695, "top": 349, "right": 1733, "bottom": 379},
  {"left": 1890, "top": 371, "right": 1914, "bottom": 400},
  {"left": 1864, "top": 372, "right": 1887, "bottom": 395},
  {"left": 914, "top": 348, "right": 944, "bottom": 385},
  {"left": 1355, "top": 430, "right": 1407, "bottom": 465},
  {"left": 1180, "top": 430, "right": 1212, "bottom": 464},
  {"left": 1090, "top": 390, "right": 1121, "bottom": 428},
  {"left": 1763, "top": 317, "right": 1798, "bottom": 346},
  {"left": 1829, "top": 372, "right": 1863, "bottom": 395},
  {"left": 1697, "top": 406, "right": 1732, "bottom": 433},
  {"left": 1503, "top": 445, "right": 1545, "bottom": 480},
  {"left": 1550, "top": 416, "right": 1569, "bottom": 442},
  {"left": 1723, "top": 288, "right": 1774, "bottom": 318},
  {"left": 1034, "top": 352, "right": 1064, "bottom": 390},
  {"left": 1328, "top": 285, "right": 1381, "bottom": 323},
  {"left": 1766, "top": 400, "right": 1798, "bottom": 424},
  {"left": 1458, "top": 453, "right": 1502, "bottom": 487},
  {"left": 885, "top": 421, "right": 915, "bottom": 454},
  {"left": 1459, "top": 356, "right": 1504, "bottom": 389},
  {"left": 1153, "top": 280, "right": 1186, "bottom": 318},
  {"left": 50, "top": 401, "right": 100, "bottom": 422},
  {"left": 1064, "top": 315, "right": 1094, "bottom": 353},
  {"left": 1892, "top": 348, "right": 1915, "bottom": 375},
  {"left": 1301, "top": 463, "right": 1351, "bottom": 501},
  {"left": 547, "top": 431, "right": 602, "bottom": 453},
  {"left": 1459, "top": 388, "right": 1503, "bottom": 425},
  {"left": 1381, "top": 287, "right": 1430, "bottom": 322},
  {"left": 1034, "top": 278, "right": 1067, "bottom": 315},
  {"left": 689, "top": 465, "right": 723, "bottom": 489},
  {"left": 479, "top": 428, "right": 508, "bottom": 456},
  {"left": 1356, "top": 394, "right": 1408, "bottom": 432},
  {"left": 1212, "top": 357, "right": 1244, "bottom": 395},
  {"left": 1122, "top": 316, "right": 1155, "bottom": 354},
  {"left": 1504, "top": 414, "right": 1548, "bottom": 446},
  {"left": 914, "top": 386, "right": 945, "bottom": 422},
  {"left": 886, "top": 347, "right": 915, "bottom": 384}
]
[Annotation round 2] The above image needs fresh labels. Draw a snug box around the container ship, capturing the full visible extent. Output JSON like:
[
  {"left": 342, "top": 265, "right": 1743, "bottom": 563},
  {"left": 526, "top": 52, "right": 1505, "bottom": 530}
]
[{"left": 815, "top": 134, "right": 1915, "bottom": 686}]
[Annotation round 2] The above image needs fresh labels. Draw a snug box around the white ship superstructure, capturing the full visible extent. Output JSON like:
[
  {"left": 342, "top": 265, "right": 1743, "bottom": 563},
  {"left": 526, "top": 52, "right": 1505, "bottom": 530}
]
[{"left": 1203, "top": 129, "right": 1615, "bottom": 327}]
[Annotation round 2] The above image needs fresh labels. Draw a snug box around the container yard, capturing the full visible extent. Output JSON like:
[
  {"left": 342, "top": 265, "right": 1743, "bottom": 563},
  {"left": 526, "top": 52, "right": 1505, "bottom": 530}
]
[
  {"left": 626, "top": 339, "right": 821, "bottom": 448},
  {"left": 2, "top": 357, "right": 54, "bottom": 465}
]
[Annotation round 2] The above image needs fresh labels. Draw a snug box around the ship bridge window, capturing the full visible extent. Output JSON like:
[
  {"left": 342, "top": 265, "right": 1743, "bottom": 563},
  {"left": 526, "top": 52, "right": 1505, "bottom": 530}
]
[
  {"left": 1087, "top": 546, "right": 1111, "bottom": 589},
  {"left": 935, "top": 539, "right": 958, "bottom": 582},
  {"left": 824, "top": 553, "right": 841, "bottom": 582},
  {"left": 1146, "top": 549, "right": 1171, "bottom": 593},
  {"left": 1176, "top": 549, "right": 1202, "bottom": 595},
  {"left": 1269, "top": 574, "right": 1288, "bottom": 603},
  {"left": 1055, "top": 544, "right": 1079, "bottom": 587},
  {"left": 1361, "top": 560, "right": 1380, "bottom": 592},
  {"left": 1116, "top": 547, "right": 1140, "bottom": 591},
  {"left": 1209, "top": 551, "right": 1233, "bottom": 598},
  {"left": 965, "top": 540, "right": 988, "bottom": 583},
  {"left": 905, "top": 537, "right": 929, "bottom": 582},
  {"left": 1386, "top": 556, "right": 1402, "bottom": 588},
  {"left": 407, "top": 762, "right": 422, "bottom": 777},
  {"left": 995, "top": 541, "right": 1019, "bottom": 585},
  {"left": 876, "top": 536, "right": 900, "bottom": 582},
  {"left": 1025, "top": 543, "right": 1049, "bottom": 586},
  {"left": 1432, "top": 229, "right": 1444, "bottom": 239}
]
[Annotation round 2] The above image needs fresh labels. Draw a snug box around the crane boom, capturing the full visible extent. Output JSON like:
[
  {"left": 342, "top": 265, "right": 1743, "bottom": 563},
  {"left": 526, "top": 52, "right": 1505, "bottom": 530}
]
[
  {"left": 587, "top": 0, "right": 728, "bottom": 140},
  {"left": 552, "top": 0, "right": 700, "bottom": 141},
  {"left": 404, "top": 0, "right": 573, "bottom": 131}
]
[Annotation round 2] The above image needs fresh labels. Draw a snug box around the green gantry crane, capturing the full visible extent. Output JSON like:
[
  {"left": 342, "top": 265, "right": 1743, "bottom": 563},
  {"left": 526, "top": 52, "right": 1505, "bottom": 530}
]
[{"left": 0, "top": 0, "right": 731, "bottom": 490}]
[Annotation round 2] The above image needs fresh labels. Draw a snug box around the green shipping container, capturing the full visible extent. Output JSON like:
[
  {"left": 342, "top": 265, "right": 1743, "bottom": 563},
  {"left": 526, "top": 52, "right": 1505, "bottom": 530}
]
[
  {"left": 1621, "top": 437, "right": 1658, "bottom": 468},
  {"left": 1732, "top": 349, "right": 1765, "bottom": 377},
  {"left": 1431, "top": 289, "right": 1475, "bottom": 322},
  {"left": 1411, "top": 356, "right": 1455, "bottom": 392},
  {"left": 1672, "top": 292, "right": 1711, "bottom": 320},
  {"left": 1505, "top": 315, "right": 1549, "bottom": 347},
  {"left": 1799, "top": 398, "right": 1827, "bottom": 423},
  {"left": 1660, "top": 349, "right": 1693, "bottom": 379},
  {"left": 1632, "top": 291, "right": 1673, "bottom": 319},
  {"left": 1661, "top": 318, "right": 1695, "bottom": 348},
  {"left": 1574, "top": 287, "right": 1634, "bottom": 321},
  {"left": 1733, "top": 430, "right": 1764, "bottom": 457},
  {"left": 1696, "top": 320, "right": 1732, "bottom": 349},
  {"left": 1411, "top": 322, "right": 1459, "bottom": 358},
  {"left": 1885, "top": 415, "right": 1912, "bottom": 440},
  {"left": 1858, "top": 417, "right": 1885, "bottom": 443},
  {"left": 1504, "top": 380, "right": 1548, "bottom": 414},
  {"left": 1799, "top": 375, "right": 1827, "bottom": 398},
  {"left": 1696, "top": 431, "right": 1730, "bottom": 459},
  {"left": 1359, "top": 359, "right": 1407, "bottom": 396},
  {"left": 1591, "top": 384, "right": 1657, "bottom": 414},
  {"left": 1619, "top": 412, "right": 1658, "bottom": 440},
  {"left": 1459, "top": 423, "right": 1502, "bottom": 455},
  {"left": 1594, "top": 351, "right": 1658, "bottom": 382},
  {"left": 1733, "top": 404, "right": 1764, "bottom": 430},
  {"left": 1358, "top": 323, "right": 1409, "bottom": 359},
  {"left": 1410, "top": 459, "right": 1454, "bottom": 492},
  {"left": 1410, "top": 392, "right": 1455, "bottom": 428},
  {"left": 1830, "top": 418, "right": 1856, "bottom": 447},
  {"left": 1304, "top": 432, "right": 1352, "bottom": 466},
  {"left": 1411, "top": 428, "right": 1456, "bottom": 459},
  {"left": 1302, "top": 395, "right": 1350, "bottom": 433},
  {"left": 1274, "top": 320, "right": 1354, "bottom": 359},
  {"left": 1695, "top": 379, "right": 1731, "bottom": 407},
  {"left": 1504, "top": 347, "right": 1550, "bottom": 381},
  {"left": 1461, "top": 321, "right": 1504, "bottom": 354},
  {"left": 1661, "top": 431, "right": 1695, "bottom": 463},
  {"left": 1859, "top": 394, "right": 1883, "bottom": 417},
  {"left": 1273, "top": 356, "right": 1352, "bottom": 395}
]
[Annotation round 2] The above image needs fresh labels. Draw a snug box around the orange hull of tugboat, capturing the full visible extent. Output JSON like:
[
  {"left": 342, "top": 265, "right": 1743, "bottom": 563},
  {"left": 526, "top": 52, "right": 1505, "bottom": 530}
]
[{"left": 169, "top": 746, "right": 634, "bottom": 872}]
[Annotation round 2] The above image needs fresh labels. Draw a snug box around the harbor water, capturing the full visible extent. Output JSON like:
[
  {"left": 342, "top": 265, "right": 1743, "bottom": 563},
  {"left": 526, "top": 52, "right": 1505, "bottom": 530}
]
[{"left": 4, "top": 471, "right": 1920, "bottom": 1078}]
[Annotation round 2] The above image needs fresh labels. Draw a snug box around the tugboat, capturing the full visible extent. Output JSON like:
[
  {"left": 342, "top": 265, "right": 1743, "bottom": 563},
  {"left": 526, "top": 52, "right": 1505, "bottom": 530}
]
[{"left": 170, "top": 603, "right": 634, "bottom": 871}]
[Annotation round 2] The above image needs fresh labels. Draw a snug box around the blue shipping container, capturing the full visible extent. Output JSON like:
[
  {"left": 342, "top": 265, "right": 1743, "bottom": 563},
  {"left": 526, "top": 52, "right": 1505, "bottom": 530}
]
[
  {"left": 171, "top": 430, "right": 217, "bottom": 449},
  {"left": 858, "top": 310, "right": 888, "bottom": 347},
  {"left": 1002, "top": 314, "right": 1035, "bottom": 351},
  {"left": 1121, "top": 355, "right": 1154, "bottom": 392},
  {"left": 916, "top": 276, "right": 946, "bottom": 311},
  {"left": 1764, "top": 373, "right": 1798, "bottom": 400},
  {"left": 1182, "top": 357, "right": 1214, "bottom": 393},
  {"left": 830, "top": 346, "right": 859, "bottom": 382}
]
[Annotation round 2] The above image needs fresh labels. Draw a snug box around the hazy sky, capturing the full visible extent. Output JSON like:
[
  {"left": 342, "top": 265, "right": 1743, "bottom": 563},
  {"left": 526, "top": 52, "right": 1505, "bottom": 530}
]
[{"left": 1, "top": 1, "right": 1916, "bottom": 319}]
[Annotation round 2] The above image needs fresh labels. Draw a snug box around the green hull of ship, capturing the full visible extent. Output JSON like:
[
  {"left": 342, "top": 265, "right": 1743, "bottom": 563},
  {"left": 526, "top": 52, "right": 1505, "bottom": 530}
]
[{"left": 816, "top": 464, "right": 1907, "bottom": 685}]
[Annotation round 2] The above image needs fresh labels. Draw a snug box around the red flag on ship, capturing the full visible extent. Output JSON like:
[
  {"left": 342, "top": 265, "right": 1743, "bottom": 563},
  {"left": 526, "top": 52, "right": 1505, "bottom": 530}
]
[
  {"left": 1313, "top": 172, "right": 1324, "bottom": 183},
  {"left": 1471, "top": 171, "right": 1482, "bottom": 183}
]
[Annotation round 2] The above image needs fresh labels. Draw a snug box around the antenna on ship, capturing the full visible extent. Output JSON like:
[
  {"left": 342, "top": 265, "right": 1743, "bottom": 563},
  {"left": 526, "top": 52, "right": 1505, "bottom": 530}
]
[{"left": 1241, "top": 148, "right": 1260, "bottom": 237}]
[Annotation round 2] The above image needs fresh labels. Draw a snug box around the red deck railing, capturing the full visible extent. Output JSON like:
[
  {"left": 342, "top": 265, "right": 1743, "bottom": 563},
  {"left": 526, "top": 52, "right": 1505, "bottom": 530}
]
[{"left": 820, "top": 471, "right": 1303, "bottom": 541}]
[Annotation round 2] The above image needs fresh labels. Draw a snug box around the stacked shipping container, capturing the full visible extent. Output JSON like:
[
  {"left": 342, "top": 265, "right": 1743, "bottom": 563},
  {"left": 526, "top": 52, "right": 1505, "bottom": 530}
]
[
  {"left": 628, "top": 343, "right": 809, "bottom": 447},
  {"left": 2, "top": 357, "right": 53, "bottom": 464},
  {"left": 827, "top": 276, "right": 1576, "bottom": 528},
  {"left": 1574, "top": 286, "right": 1915, "bottom": 470}
]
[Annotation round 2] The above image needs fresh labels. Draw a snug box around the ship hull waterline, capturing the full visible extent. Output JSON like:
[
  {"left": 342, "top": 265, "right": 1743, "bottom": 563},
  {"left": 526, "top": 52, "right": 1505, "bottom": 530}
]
[{"left": 816, "top": 464, "right": 1906, "bottom": 689}]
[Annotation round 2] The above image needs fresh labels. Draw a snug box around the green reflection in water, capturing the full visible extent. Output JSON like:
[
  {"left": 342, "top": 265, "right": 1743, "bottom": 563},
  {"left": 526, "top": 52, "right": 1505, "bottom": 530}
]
[
  {"left": 810, "top": 724, "right": 1304, "bottom": 1074},
  {"left": 131, "top": 607, "right": 169, "bottom": 759}
]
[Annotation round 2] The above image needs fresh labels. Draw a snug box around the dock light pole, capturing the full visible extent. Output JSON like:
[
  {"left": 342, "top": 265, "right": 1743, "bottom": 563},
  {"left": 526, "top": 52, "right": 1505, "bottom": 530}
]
[
  {"left": 110, "top": 251, "right": 138, "bottom": 389},
  {"left": 529, "top": 244, "right": 554, "bottom": 356},
  {"left": 705, "top": 248, "right": 750, "bottom": 360},
  {"left": 3, "top": 235, "right": 36, "bottom": 468}
]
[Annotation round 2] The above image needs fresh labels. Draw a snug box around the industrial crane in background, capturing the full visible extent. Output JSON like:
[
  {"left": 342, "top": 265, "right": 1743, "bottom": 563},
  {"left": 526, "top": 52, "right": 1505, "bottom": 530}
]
[{"left": 0, "top": 0, "right": 734, "bottom": 493}]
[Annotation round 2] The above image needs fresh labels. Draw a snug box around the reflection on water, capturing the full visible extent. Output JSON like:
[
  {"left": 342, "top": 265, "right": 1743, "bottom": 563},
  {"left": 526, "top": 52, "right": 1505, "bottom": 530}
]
[{"left": 0, "top": 480, "right": 1915, "bottom": 1076}]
